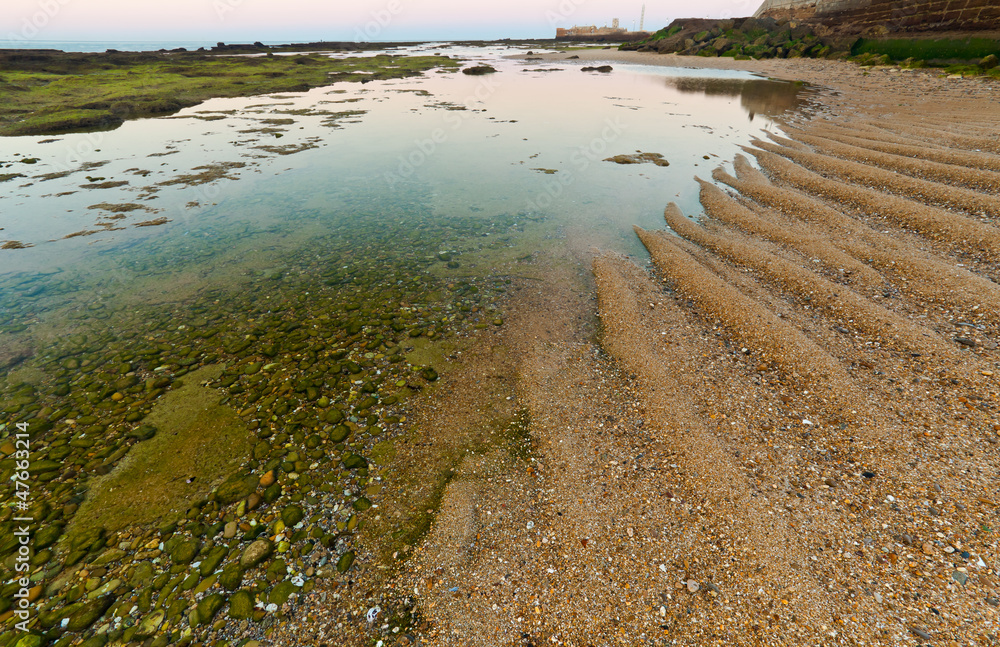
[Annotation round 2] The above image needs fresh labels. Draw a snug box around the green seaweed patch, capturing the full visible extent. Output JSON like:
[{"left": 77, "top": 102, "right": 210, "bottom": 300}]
[
  {"left": 88, "top": 202, "right": 146, "bottom": 213},
  {"left": 403, "top": 337, "right": 459, "bottom": 375},
  {"left": 68, "top": 364, "right": 254, "bottom": 537},
  {"left": 253, "top": 141, "right": 319, "bottom": 156},
  {"left": 0, "top": 53, "right": 458, "bottom": 136},
  {"left": 79, "top": 180, "right": 128, "bottom": 189},
  {"left": 158, "top": 162, "right": 245, "bottom": 187},
  {"left": 604, "top": 152, "right": 670, "bottom": 167}
]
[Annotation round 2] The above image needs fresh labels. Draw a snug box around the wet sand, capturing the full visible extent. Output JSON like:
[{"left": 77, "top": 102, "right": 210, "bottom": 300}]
[{"left": 282, "top": 53, "right": 1000, "bottom": 646}]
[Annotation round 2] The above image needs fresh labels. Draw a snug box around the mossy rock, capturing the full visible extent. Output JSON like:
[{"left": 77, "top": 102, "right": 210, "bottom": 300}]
[
  {"left": 91, "top": 548, "right": 127, "bottom": 566},
  {"left": 34, "top": 524, "right": 62, "bottom": 549},
  {"left": 131, "top": 609, "right": 164, "bottom": 640},
  {"left": 219, "top": 564, "right": 244, "bottom": 591},
  {"left": 324, "top": 409, "right": 344, "bottom": 424},
  {"left": 252, "top": 441, "right": 271, "bottom": 460},
  {"left": 228, "top": 589, "right": 254, "bottom": 619},
  {"left": 336, "top": 551, "right": 355, "bottom": 573},
  {"left": 129, "top": 561, "right": 155, "bottom": 586},
  {"left": 280, "top": 505, "right": 304, "bottom": 527},
  {"left": 169, "top": 539, "right": 200, "bottom": 564},
  {"left": 352, "top": 497, "right": 372, "bottom": 511},
  {"left": 65, "top": 595, "right": 116, "bottom": 631},
  {"left": 199, "top": 545, "right": 228, "bottom": 575},
  {"left": 216, "top": 474, "right": 258, "bottom": 504},
  {"left": 31, "top": 550, "right": 52, "bottom": 566},
  {"left": 79, "top": 635, "right": 109, "bottom": 647},
  {"left": 461, "top": 64, "right": 497, "bottom": 75},
  {"left": 342, "top": 453, "right": 368, "bottom": 470},
  {"left": 268, "top": 579, "right": 298, "bottom": 606},
  {"left": 195, "top": 593, "right": 226, "bottom": 626},
  {"left": 27, "top": 459, "right": 60, "bottom": 475},
  {"left": 263, "top": 482, "right": 282, "bottom": 503},
  {"left": 13, "top": 635, "right": 42, "bottom": 647},
  {"left": 266, "top": 558, "right": 287, "bottom": 582},
  {"left": 329, "top": 425, "right": 351, "bottom": 443}
]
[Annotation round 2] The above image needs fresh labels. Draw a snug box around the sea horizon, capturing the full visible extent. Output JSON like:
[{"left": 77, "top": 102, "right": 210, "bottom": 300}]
[
  {"left": 0, "top": 36, "right": 558, "bottom": 53},
  {"left": 0, "top": 38, "right": 478, "bottom": 53}
]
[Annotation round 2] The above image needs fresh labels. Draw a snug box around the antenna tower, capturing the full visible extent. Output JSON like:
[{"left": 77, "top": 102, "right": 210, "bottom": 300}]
[{"left": 639, "top": 4, "right": 646, "bottom": 31}]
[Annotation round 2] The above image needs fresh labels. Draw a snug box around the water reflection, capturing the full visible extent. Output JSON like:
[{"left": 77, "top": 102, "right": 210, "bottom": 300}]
[{"left": 664, "top": 76, "right": 808, "bottom": 121}]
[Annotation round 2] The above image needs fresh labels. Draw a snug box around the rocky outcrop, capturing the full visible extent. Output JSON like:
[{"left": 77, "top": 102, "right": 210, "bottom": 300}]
[{"left": 622, "top": 16, "right": 856, "bottom": 59}]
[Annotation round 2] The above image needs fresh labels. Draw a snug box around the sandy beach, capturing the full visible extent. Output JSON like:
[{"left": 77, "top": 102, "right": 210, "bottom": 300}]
[{"left": 270, "top": 51, "right": 1000, "bottom": 646}]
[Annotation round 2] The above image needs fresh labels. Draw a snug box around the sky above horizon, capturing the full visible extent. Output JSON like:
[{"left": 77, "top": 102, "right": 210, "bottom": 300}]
[{"left": 3, "top": 0, "right": 764, "bottom": 44}]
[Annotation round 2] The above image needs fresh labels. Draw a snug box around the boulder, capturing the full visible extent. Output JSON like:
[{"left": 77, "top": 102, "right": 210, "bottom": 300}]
[
  {"left": 228, "top": 589, "right": 255, "bottom": 619},
  {"left": 462, "top": 65, "right": 496, "bottom": 75}
]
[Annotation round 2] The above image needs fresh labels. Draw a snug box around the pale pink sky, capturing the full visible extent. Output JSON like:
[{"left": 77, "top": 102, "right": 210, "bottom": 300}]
[{"left": 3, "top": 0, "right": 764, "bottom": 43}]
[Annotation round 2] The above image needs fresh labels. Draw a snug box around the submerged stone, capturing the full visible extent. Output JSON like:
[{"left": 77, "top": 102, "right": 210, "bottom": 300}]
[
  {"left": 336, "top": 551, "right": 355, "bottom": 573},
  {"left": 342, "top": 453, "right": 368, "bottom": 470},
  {"left": 228, "top": 589, "right": 254, "bottom": 619},
  {"left": 240, "top": 538, "right": 274, "bottom": 569}
]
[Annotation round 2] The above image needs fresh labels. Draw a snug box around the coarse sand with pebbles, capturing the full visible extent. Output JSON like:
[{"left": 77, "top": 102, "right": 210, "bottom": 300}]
[{"left": 270, "top": 53, "right": 1000, "bottom": 647}]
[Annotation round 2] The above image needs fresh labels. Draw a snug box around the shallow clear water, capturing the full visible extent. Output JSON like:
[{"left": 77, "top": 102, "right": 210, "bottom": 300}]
[
  {"left": 0, "top": 44, "right": 813, "bottom": 388},
  {"left": 0, "top": 45, "right": 806, "bottom": 283}
]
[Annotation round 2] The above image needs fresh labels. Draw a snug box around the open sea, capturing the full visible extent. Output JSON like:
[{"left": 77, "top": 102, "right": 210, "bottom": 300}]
[{"left": 0, "top": 39, "right": 295, "bottom": 52}]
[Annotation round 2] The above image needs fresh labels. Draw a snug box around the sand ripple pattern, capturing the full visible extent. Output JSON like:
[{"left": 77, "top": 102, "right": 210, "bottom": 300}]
[{"left": 594, "top": 103, "right": 1000, "bottom": 645}]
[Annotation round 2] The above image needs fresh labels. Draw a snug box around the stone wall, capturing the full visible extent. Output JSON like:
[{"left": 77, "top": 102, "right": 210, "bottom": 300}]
[
  {"left": 753, "top": 0, "right": 819, "bottom": 19},
  {"left": 819, "top": 0, "right": 1000, "bottom": 32},
  {"left": 754, "top": 0, "right": 1000, "bottom": 32}
]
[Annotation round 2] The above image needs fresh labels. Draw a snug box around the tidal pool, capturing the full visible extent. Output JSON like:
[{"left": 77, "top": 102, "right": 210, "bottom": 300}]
[{"left": 0, "top": 44, "right": 809, "bottom": 643}]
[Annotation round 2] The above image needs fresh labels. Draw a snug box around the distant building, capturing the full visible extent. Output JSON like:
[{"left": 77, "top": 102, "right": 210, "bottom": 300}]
[{"left": 556, "top": 18, "right": 649, "bottom": 41}]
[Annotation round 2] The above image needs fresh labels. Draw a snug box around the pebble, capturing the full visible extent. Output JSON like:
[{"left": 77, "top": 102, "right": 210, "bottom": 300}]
[
  {"left": 686, "top": 579, "right": 700, "bottom": 593},
  {"left": 240, "top": 538, "right": 274, "bottom": 569}
]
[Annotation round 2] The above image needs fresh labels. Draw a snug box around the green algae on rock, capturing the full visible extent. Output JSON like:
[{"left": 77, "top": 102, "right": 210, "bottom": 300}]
[{"left": 68, "top": 365, "right": 254, "bottom": 536}]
